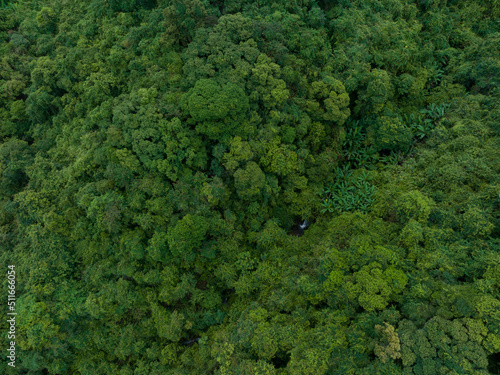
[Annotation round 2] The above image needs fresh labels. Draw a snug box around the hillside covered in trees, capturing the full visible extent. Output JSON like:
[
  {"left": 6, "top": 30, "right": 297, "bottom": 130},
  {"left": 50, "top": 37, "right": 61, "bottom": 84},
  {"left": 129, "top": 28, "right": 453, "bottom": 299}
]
[{"left": 1, "top": 0, "right": 499, "bottom": 373}]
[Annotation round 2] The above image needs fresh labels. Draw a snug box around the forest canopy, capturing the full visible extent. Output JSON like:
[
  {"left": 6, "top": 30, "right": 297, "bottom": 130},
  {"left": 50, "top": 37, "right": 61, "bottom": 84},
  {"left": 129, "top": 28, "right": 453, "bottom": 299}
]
[{"left": 0, "top": 0, "right": 499, "bottom": 374}]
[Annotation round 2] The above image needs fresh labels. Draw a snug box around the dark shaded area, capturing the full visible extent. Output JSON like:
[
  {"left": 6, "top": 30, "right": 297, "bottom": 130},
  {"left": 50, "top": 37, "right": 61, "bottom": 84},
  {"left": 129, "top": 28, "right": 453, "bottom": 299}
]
[
  {"left": 271, "top": 351, "right": 291, "bottom": 369},
  {"left": 489, "top": 352, "right": 500, "bottom": 374}
]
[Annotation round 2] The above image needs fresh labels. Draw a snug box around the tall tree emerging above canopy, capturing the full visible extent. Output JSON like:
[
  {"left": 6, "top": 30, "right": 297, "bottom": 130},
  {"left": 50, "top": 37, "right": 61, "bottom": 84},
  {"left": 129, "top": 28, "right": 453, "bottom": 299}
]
[{"left": 180, "top": 78, "right": 250, "bottom": 142}]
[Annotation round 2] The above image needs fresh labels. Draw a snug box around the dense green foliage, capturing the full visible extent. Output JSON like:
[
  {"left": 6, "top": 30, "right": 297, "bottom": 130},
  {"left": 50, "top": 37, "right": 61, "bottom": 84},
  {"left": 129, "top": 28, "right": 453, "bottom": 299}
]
[{"left": 1, "top": 0, "right": 499, "bottom": 373}]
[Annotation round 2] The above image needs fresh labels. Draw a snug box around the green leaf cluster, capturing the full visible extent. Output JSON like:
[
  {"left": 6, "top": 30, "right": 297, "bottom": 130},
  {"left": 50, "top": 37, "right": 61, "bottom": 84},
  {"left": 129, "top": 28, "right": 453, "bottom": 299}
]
[{"left": 0, "top": 0, "right": 499, "bottom": 374}]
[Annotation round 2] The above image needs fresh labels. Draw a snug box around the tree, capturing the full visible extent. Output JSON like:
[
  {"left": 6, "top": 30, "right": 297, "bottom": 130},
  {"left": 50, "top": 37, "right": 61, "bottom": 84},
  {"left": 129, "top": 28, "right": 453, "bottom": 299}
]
[
  {"left": 167, "top": 214, "right": 209, "bottom": 264},
  {"left": 344, "top": 262, "right": 407, "bottom": 312},
  {"left": 180, "top": 78, "right": 250, "bottom": 142},
  {"left": 248, "top": 54, "right": 289, "bottom": 110},
  {"left": 233, "top": 161, "right": 266, "bottom": 201},
  {"left": 1, "top": 0, "right": 499, "bottom": 373},
  {"left": 374, "top": 322, "right": 401, "bottom": 364},
  {"left": 366, "top": 115, "right": 412, "bottom": 153},
  {"left": 398, "top": 316, "right": 491, "bottom": 374}
]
